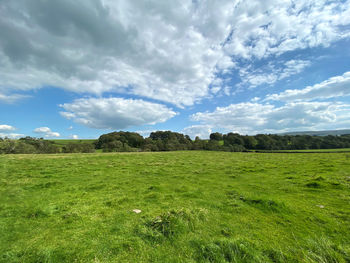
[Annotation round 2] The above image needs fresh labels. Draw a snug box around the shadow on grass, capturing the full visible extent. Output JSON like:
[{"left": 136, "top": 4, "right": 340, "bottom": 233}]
[{"left": 226, "top": 191, "right": 289, "bottom": 213}]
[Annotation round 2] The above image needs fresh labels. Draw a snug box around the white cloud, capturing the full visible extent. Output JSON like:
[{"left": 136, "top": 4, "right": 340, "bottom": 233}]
[
  {"left": 133, "top": 130, "right": 156, "bottom": 138},
  {"left": 0, "top": 93, "right": 30, "bottom": 103},
  {"left": 61, "top": 112, "right": 75, "bottom": 120},
  {"left": 0, "top": 0, "right": 232, "bottom": 106},
  {"left": 0, "top": 0, "right": 349, "bottom": 105},
  {"left": 191, "top": 101, "right": 350, "bottom": 134},
  {"left": 266, "top": 71, "right": 350, "bottom": 101},
  {"left": 225, "top": 0, "right": 350, "bottom": 59},
  {"left": 279, "top": 60, "right": 312, "bottom": 80},
  {"left": 239, "top": 59, "right": 311, "bottom": 88},
  {"left": 193, "top": 70, "right": 350, "bottom": 134},
  {"left": 210, "top": 86, "right": 221, "bottom": 94},
  {"left": 182, "top": 125, "right": 212, "bottom": 139},
  {"left": 71, "top": 134, "right": 79, "bottom": 139},
  {"left": 34, "top": 127, "right": 51, "bottom": 133},
  {"left": 0, "top": 133, "right": 24, "bottom": 139},
  {"left": 0, "top": 125, "right": 23, "bottom": 139},
  {"left": 0, "top": 124, "right": 16, "bottom": 132},
  {"left": 60, "top": 97, "right": 177, "bottom": 130},
  {"left": 34, "top": 127, "right": 60, "bottom": 138}
]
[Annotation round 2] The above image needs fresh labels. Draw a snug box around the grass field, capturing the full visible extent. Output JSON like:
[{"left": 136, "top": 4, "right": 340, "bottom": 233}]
[
  {"left": 255, "top": 148, "right": 350, "bottom": 153},
  {"left": 0, "top": 151, "right": 349, "bottom": 262},
  {"left": 49, "top": 139, "right": 96, "bottom": 146}
]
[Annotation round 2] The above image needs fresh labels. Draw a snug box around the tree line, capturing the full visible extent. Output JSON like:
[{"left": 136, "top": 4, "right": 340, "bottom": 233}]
[
  {"left": 1, "top": 131, "right": 350, "bottom": 154},
  {"left": 0, "top": 137, "right": 94, "bottom": 154},
  {"left": 93, "top": 131, "right": 350, "bottom": 152}
]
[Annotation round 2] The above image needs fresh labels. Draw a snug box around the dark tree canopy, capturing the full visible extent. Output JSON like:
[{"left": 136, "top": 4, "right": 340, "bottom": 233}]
[
  {"left": 210, "top": 132, "right": 223, "bottom": 141},
  {"left": 1, "top": 131, "right": 350, "bottom": 154},
  {"left": 95, "top": 131, "right": 144, "bottom": 151}
]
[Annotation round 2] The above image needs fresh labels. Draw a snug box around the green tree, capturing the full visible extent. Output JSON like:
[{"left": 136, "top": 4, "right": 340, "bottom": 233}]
[{"left": 210, "top": 132, "right": 223, "bottom": 141}]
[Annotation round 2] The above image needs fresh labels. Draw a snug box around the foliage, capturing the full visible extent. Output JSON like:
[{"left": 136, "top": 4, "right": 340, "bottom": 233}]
[
  {"left": 149, "top": 131, "right": 192, "bottom": 151},
  {"left": 62, "top": 143, "right": 95, "bottom": 153},
  {"left": 0, "top": 137, "right": 60, "bottom": 154},
  {"left": 1, "top": 131, "right": 350, "bottom": 154},
  {"left": 210, "top": 132, "right": 223, "bottom": 141},
  {"left": 95, "top": 131, "right": 144, "bottom": 152}
]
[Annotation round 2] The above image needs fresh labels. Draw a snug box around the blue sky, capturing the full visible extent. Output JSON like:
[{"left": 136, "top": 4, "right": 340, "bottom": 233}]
[{"left": 1, "top": 0, "right": 350, "bottom": 139}]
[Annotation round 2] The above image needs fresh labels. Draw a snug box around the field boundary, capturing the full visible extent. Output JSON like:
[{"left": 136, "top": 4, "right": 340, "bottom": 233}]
[{"left": 251, "top": 150, "right": 350, "bottom": 153}]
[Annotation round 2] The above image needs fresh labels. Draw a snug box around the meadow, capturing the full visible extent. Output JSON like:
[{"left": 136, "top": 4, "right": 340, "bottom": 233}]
[
  {"left": 49, "top": 139, "right": 97, "bottom": 146},
  {"left": 0, "top": 151, "right": 349, "bottom": 262},
  {"left": 255, "top": 149, "right": 350, "bottom": 153}
]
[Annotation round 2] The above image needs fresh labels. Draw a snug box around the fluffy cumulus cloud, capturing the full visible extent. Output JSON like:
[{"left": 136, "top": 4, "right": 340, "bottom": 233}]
[
  {"left": 182, "top": 125, "right": 212, "bottom": 139},
  {"left": 60, "top": 97, "right": 177, "bottom": 130},
  {"left": 0, "top": 0, "right": 232, "bottom": 107},
  {"left": 191, "top": 102, "right": 350, "bottom": 134},
  {"left": 1, "top": 0, "right": 350, "bottom": 107},
  {"left": 0, "top": 133, "right": 24, "bottom": 139},
  {"left": 266, "top": 71, "right": 350, "bottom": 101},
  {"left": 0, "top": 124, "right": 16, "bottom": 132},
  {"left": 191, "top": 68, "right": 350, "bottom": 134},
  {"left": 0, "top": 125, "right": 24, "bottom": 138},
  {"left": 34, "top": 127, "right": 60, "bottom": 138}
]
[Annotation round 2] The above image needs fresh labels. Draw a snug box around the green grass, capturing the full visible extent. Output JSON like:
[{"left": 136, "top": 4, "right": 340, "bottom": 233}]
[
  {"left": 49, "top": 139, "right": 96, "bottom": 145},
  {"left": 254, "top": 148, "right": 350, "bottom": 153},
  {"left": 49, "top": 139, "right": 97, "bottom": 152},
  {"left": 0, "top": 151, "right": 349, "bottom": 262}
]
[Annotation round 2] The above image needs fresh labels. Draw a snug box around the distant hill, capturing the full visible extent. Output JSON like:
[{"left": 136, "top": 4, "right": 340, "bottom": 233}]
[{"left": 278, "top": 129, "right": 350, "bottom": 136}]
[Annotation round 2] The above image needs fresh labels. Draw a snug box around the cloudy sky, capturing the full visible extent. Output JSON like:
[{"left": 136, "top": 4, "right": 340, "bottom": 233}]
[{"left": 1, "top": 0, "right": 350, "bottom": 139}]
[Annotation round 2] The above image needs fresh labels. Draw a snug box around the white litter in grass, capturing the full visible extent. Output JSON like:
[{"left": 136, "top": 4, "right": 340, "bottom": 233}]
[
  {"left": 132, "top": 209, "right": 142, "bottom": 214},
  {"left": 316, "top": 205, "right": 325, "bottom": 208}
]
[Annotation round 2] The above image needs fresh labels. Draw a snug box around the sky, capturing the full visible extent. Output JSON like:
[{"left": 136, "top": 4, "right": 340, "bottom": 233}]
[{"left": 1, "top": 0, "right": 350, "bottom": 139}]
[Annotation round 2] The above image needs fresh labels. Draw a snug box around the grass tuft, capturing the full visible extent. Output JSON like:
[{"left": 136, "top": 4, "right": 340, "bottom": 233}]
[
  {"left": 143, "top": 208, "right": 207, "bottom": 239},
  {"left": 303, "top": 237, "right": 350, "bottom": 263},
  {"left": 191, "top": 239, "right": 267, "bottom": 263}
]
